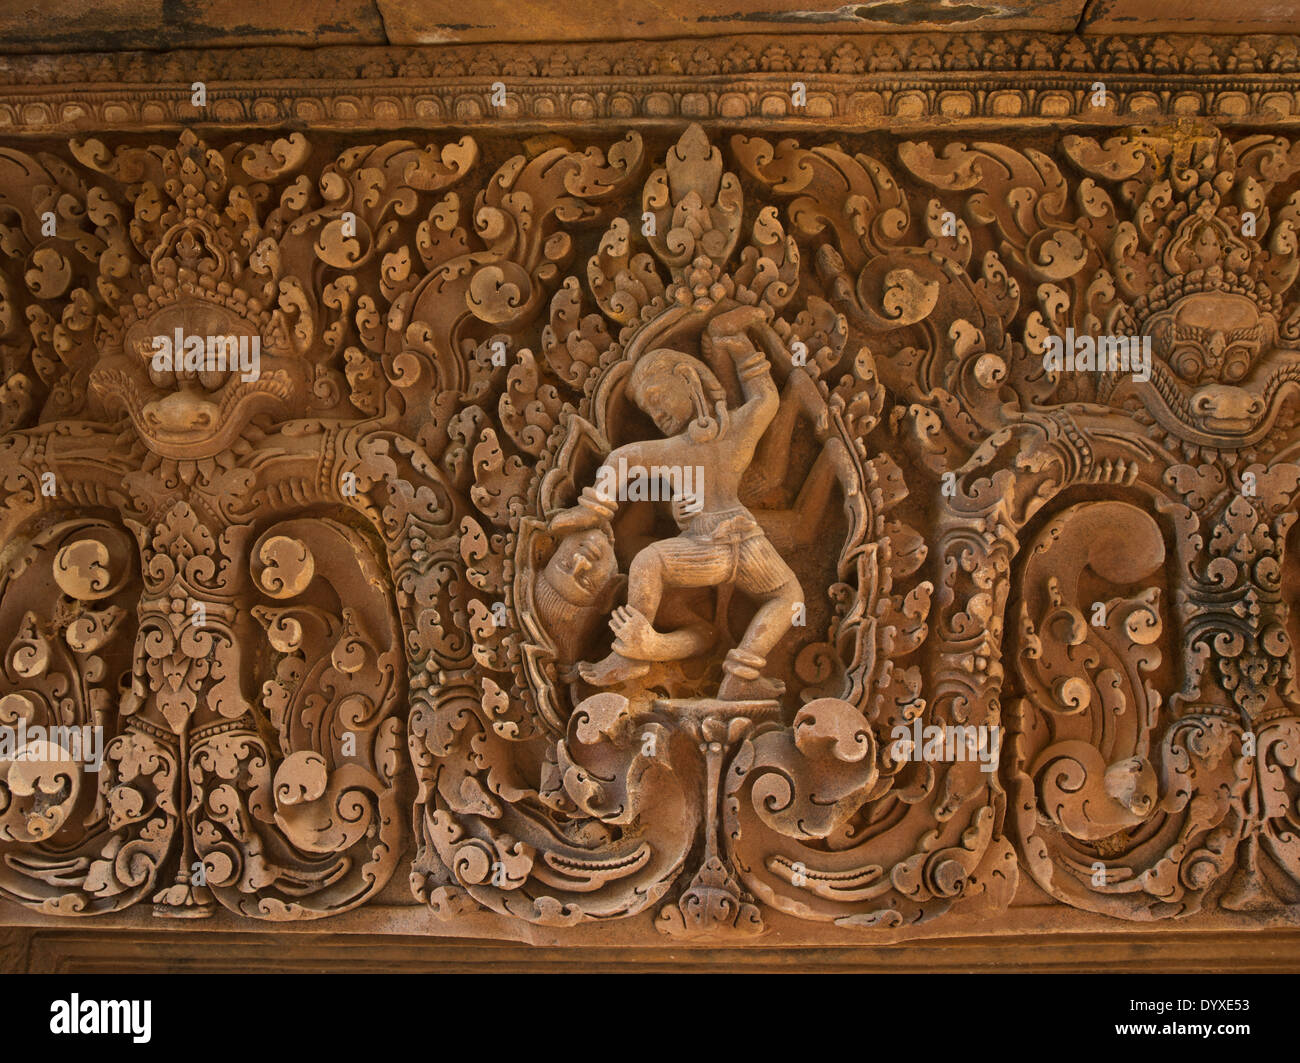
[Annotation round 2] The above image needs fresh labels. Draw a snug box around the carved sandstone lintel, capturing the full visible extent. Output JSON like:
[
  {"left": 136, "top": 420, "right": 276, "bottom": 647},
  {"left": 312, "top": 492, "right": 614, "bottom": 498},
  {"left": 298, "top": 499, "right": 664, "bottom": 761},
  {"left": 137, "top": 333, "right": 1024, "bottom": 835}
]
[{"left": 3, "top": 99, "right": 1300, "bottom": 944}]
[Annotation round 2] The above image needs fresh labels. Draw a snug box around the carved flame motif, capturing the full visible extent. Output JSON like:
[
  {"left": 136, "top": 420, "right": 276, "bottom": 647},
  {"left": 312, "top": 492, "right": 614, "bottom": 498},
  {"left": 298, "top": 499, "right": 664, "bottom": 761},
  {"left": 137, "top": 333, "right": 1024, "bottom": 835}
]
[{"left": 2, "top": 120, "right": 1300, "bottom": 937}]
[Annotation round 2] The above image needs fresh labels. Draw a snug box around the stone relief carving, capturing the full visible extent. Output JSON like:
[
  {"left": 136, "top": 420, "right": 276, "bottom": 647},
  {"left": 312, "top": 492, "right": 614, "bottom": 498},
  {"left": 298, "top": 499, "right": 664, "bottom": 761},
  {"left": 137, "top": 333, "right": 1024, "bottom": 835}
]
[
  {"left": 5, "top": 34, "right": 1300, "bottom": 134},
  {"left": 1, "top": 116, "right": 1299, "bottom": 940}
]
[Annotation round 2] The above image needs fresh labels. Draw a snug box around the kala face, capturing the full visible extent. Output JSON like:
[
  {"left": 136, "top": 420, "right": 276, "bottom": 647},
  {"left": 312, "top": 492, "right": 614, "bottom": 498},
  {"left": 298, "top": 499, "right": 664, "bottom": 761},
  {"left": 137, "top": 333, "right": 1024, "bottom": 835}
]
[
  {"left": 1113, "top": 292, "right": 1300, "bottom": 446},
  {"left": 92, "top": 299, "right": 296, "bottom": 460},
  {"left": 1157, "top": 292, "right": 1267, "bottom": 387}
]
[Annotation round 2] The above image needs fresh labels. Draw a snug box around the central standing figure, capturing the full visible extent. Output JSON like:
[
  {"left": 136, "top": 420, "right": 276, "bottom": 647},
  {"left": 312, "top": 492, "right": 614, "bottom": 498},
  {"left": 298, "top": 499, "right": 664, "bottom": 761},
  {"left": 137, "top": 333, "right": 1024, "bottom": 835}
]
[{"left": 549, "top": 306, "right": 803, "bottom": 701}]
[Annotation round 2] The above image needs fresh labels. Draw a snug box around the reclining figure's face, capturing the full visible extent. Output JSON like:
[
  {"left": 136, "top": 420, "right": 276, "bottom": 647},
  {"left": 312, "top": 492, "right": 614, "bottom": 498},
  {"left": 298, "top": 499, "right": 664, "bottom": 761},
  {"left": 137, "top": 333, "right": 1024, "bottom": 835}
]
[{"left": 543, "top": 529, "right": 618, "bottom": 606}]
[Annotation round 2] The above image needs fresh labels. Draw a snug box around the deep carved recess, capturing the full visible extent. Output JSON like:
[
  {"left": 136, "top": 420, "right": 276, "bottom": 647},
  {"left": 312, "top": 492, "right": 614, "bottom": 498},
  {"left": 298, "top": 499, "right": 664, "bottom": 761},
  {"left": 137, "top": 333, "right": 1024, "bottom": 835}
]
[{"left": 2, "top": 110, "right": 1300, "bottom": 941}]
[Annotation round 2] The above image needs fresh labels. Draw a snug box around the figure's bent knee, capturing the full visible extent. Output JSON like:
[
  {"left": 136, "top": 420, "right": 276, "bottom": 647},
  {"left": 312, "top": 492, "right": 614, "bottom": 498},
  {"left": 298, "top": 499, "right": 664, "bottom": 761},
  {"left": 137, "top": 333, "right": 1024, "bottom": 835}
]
[{"left": 774, "top": 577, "right": 803, "bottom": 608}]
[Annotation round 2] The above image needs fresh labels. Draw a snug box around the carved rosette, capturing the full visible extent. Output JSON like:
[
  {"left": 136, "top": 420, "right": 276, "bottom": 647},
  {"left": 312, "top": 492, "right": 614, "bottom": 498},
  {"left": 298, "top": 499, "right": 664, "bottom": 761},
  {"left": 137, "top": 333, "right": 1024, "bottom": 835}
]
[{"left": 1, "top": 117, "right": 1300, "bottom": 938}]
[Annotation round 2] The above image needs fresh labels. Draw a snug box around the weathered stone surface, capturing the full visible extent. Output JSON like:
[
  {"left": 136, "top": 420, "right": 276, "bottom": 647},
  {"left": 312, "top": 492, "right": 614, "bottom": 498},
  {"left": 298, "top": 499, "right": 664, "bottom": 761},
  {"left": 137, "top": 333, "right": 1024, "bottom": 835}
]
[
  {"left": 1081, "top": 0, "right": 1300, "bottom": 34},
  {"left": 377, "top": 0, "right": 1088, "bottom": 44},
  {"left": 0, "top": 0, "right": 387, "bottom": 52},
  {"left": 13, "top": 924, "right": 1300, "bottom": 972}
]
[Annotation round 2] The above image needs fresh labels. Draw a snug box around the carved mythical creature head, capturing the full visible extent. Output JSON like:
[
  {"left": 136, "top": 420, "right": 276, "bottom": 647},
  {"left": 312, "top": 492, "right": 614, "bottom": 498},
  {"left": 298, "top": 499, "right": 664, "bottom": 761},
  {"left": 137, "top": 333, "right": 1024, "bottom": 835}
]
[
  {"left": 0, "top": 129, "right": 354, "bottom": 461},
  {"left": 1150, "top": 291, "right": 1268, "bottom": 389},
  {"left": 84, "top": 140, "right": 311, "bottom": 459},
  {"left": 1147, "top": 289, "right": 1272, "bottom": 432},
  {"left": 102, "top": 294, "right": 296, "bottom": 460},
  {"left": 628, "top": 348, "right": 726, "bottom": 437},
  {"left": 1087, "top": 130, "right": 1300, "bottom": 448},
  {"left": 1112, "top": 275, "right": 1297, "bottom": 446}
]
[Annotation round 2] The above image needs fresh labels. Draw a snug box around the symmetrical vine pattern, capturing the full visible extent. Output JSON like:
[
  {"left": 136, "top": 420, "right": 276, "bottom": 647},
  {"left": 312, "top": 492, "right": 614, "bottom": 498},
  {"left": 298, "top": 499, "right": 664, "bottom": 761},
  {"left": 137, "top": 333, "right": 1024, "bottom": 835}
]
[{"left": 2, "top": 116, "right": 1300, "bottom": 938}]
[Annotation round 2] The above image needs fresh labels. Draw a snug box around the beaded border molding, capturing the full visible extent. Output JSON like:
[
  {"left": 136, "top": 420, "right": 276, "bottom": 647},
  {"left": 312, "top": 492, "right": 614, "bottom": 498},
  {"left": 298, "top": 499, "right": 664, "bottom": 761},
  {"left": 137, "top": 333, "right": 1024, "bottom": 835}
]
[{"left": 2, "top": 34, "right": 1300, "bottom": 133}]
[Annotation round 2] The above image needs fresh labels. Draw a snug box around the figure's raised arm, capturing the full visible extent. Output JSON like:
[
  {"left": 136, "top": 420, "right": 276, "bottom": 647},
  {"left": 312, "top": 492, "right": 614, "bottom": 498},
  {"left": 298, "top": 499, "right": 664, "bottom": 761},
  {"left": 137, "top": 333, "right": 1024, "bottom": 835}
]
[
  {"left": 549, "top": 438, "right": 673, "bottom": 532},
  {"left": 703, "top": 306, "right": 779, "bottom": 434}
]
